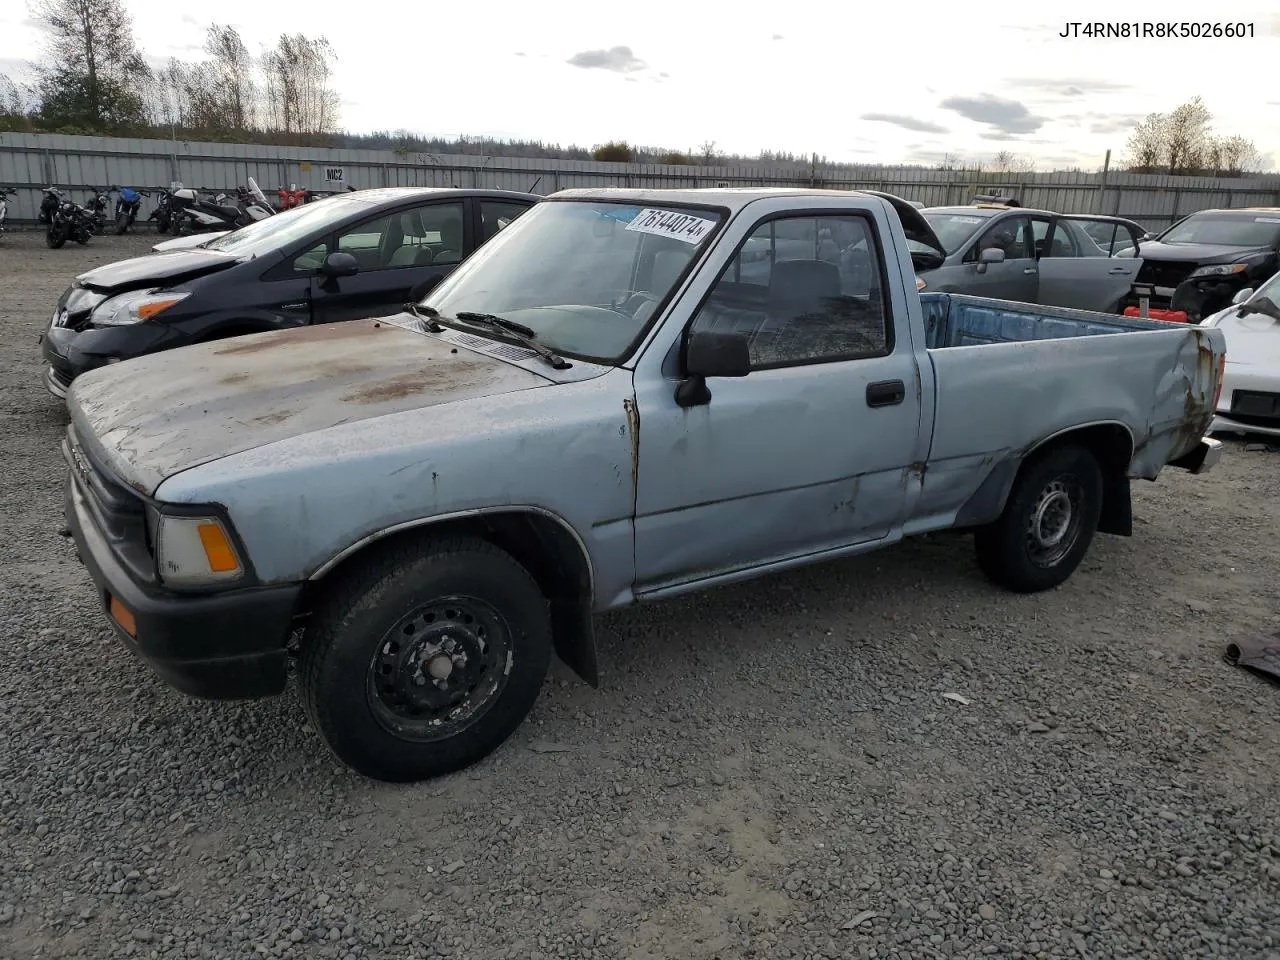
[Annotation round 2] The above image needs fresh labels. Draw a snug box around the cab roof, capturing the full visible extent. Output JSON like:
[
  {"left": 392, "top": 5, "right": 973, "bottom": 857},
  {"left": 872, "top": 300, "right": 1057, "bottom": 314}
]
[{"left": 548, "top": 186, "right": 900, "bottom": 214}]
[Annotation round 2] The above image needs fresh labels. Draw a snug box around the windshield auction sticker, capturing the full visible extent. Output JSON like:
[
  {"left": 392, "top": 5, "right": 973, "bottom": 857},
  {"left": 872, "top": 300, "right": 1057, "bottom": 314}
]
[{"left": 625, "top": 208, "right": 716, "bottom": 244}]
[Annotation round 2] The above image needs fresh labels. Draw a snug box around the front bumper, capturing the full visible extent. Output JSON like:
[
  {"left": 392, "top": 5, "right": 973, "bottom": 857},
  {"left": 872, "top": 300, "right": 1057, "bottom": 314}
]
[
  {"left": 64, "top": 467, "right": 301, "bottom": 700},
  {"left": 39, "top": 321, "right": 175, "bottom": 398}
]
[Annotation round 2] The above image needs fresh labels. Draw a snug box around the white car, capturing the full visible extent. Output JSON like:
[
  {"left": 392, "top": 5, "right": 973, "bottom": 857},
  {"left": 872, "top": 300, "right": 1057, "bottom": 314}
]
[
  {"left": 151, "top": 230, "right": 231, "bottom": 253},
  {"left": 1200, "top": 270, "right": 1280, "bottom": 438}
]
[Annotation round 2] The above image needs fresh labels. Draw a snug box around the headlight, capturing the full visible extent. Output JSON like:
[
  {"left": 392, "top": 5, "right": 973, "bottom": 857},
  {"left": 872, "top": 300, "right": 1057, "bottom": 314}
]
[
  {"left": 155, "top": 513, "right": 244, "bottom": 587},
  {"left": 1188, "top": 255, "right": 1269, "bottom": 281},
  {"left": 91, "top": 289, "right": 190, "bottom": 326}
]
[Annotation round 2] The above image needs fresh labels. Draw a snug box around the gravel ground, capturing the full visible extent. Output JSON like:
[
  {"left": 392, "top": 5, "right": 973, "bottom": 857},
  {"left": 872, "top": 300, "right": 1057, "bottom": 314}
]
[{"left": 1, "top": 232, "right": 1278, "bottom": 960}]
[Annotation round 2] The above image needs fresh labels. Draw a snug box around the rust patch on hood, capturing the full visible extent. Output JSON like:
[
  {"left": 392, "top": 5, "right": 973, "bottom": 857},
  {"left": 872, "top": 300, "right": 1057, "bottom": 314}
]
[
  {"left": 341, "top": 373, "right": 433, "bottom": 404},
  {"left": 214, "top": 319, "right": 395, "bottom": 356}
]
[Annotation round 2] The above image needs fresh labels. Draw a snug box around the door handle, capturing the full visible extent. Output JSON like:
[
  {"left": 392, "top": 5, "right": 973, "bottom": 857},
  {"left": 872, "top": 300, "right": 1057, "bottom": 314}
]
[
  {"left": 1108, "top": 266, "right": 1131, "bottom": 274},
  {"left": 866, "top": 379, "right": 906, "bottom": 408},
  {"left": 1023, "top": 267, "right": 1037, "bottom": 275}
]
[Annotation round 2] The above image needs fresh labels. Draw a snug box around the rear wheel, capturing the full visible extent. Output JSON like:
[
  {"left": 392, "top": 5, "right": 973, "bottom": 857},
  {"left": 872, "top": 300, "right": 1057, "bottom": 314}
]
[
  {"left": 299, "top": 536, "right": 552, "bottom": 782},
  {"left": 974, "top": 444, "right": 1103, "bottom": 593}
]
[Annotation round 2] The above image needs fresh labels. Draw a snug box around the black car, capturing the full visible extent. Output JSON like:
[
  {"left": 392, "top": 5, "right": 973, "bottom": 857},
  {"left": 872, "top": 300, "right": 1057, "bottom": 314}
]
[
  {"left": 1119, "top": 207, "right": 1280, "bottom": 321},
  {"left": 41, "top": 187, "right": 540, "bottom": 398}
]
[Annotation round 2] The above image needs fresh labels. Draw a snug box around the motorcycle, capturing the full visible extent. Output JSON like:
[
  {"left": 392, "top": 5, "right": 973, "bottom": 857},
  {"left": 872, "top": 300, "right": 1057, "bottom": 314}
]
[
  {"left": 172, "top": 177, "right": 274, "bottom": 235},
  {"left": 84, "top": 187, "right": 112, "bottom": 234},
  {"left": 0, "top": 186, "right": 14, "bottom": 239},
  {"left": 149, "top": 187, "right": 177, "bottom": 233},
  {"left": 113, "top": 186, "right": 150, "bottom": 235},
  {"left": 46, "top": 194, "right": 95, "bottom": 248},
  {"left": 38, "top": 187, "right": 63, "bottom": 225}
]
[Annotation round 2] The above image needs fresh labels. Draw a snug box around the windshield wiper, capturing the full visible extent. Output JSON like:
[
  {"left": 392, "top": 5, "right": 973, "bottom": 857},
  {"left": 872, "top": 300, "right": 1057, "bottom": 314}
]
[
  {"left": 449, "top": 312, "right": 571, "bottom": 370},
  {"left": 456, "top": 311, "right": 537, "bottom": 338},
  {"left": 403, "top": 301, "right": 444, "bottom": 332}
]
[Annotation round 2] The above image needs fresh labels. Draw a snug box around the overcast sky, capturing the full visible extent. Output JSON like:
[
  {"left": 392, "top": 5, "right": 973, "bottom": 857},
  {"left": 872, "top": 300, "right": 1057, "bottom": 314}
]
[{"left": 3, "top": 0, "right": 1279, "bottom": 170}]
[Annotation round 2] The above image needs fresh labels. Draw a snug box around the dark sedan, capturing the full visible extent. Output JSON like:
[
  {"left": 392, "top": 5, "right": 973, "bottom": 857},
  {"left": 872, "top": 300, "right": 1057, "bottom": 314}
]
[{"left": 40, "top": 187, "right": 540, "bottom": 398}]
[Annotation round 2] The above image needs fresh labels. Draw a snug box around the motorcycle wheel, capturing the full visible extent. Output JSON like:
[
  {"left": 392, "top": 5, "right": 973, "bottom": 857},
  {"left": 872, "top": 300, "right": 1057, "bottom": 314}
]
[
  {"left": 115, "top": 213, "right": 131, "bottom": 235},
  {"left": 75, "top": 229, "right": 90, "bottom": 245},
  {"left": 46, "top": 224, "right": 68, "bottom": 249}
]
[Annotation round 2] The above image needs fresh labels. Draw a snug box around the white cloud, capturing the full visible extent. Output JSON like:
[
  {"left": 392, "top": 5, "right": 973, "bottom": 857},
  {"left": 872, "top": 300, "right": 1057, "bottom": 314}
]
[{"left": 0, "top": 0, "right": 1277, "bottom": 170}]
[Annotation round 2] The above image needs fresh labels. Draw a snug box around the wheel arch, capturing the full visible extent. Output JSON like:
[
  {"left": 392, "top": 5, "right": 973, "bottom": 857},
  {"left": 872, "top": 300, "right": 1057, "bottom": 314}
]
[
  {"left": 956, "top": 421, "right": 1136, "bottom": 536},
  {"left": 299, "top": 507, "right": 599, "bottom": 687}
]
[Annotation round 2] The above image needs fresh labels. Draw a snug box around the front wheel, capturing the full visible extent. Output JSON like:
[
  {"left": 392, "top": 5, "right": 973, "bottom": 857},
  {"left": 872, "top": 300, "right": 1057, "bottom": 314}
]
[
  {"left": 115, "top": 212, "right": 132, "bottom": 235},
  {"left": 299, "top": 536, "right": 553, "bottom": 782},
  {"left": 974, "top": 444, "right": 1103, "bottom": 593},
  {"left": 46, "top": 223, "right": 67, "bottom": 248}
]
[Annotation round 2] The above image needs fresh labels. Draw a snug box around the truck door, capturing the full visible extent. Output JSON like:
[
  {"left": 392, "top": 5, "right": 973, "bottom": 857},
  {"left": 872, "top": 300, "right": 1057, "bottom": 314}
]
[{"left": 631, "top": 211, "right": 922, "bottom": 594}]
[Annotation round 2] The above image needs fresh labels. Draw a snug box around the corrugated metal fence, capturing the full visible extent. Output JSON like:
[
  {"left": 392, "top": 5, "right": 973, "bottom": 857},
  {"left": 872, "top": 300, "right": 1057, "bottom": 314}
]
[{"left": 3, "top": 131, "right": 1280, "bottom": 229}]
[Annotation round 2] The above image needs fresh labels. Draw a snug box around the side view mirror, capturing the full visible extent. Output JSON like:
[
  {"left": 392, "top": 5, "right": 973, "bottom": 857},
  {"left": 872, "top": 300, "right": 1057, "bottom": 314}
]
[
  {"left": 676, "top": 329, "right": 751, "bottom": 408},
  {"left": 979, "top": 247, "right": 1006, "bottom": 264},
  {"left": 409, "top": 274, "right": 444, "bottom": 301},
  {"left": 1231, "top": 287, "right": 1254, "bottom": 306},
  {"left": 1141, "top": 232, "right": 1157, "bottom": 241},
  {"left": 321, "top": 251, "right": 359, "bottom": 278}
]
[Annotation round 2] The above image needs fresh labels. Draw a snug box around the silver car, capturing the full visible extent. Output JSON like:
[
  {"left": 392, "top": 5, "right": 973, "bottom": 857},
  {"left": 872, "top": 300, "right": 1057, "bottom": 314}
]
[{"left": 911, "top": 203, "right": 1144, "bottom": 312}]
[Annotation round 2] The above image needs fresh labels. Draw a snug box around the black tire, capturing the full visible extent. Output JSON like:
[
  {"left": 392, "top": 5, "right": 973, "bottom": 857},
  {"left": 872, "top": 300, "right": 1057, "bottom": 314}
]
[
  {"left": 300, "top": 536, "right": 552, "bottom": 782},
  {"left": 974, "top": 443, "right": 1103, "bottom": 593},
  {"left": 115, "top": 213, "right": 130, "bottom": 235},
  {"left": 46, "top": 224, "right": 67, "bottom": 249}
]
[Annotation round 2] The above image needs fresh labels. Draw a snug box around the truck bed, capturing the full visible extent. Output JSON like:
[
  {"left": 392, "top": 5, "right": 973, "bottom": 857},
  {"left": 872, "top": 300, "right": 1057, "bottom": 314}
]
[
  {"left": 921, "top": 293, "right": 1173, "bottom": 349},
  {"left": 913, "top": 291, "right": 1220, "bottom": 534}
]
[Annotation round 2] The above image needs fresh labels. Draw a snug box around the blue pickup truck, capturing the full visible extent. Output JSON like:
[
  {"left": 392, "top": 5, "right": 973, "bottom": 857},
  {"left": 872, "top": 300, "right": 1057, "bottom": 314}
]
[{"left": 61, "top": 188, "right": 1225, "bottom": 782}]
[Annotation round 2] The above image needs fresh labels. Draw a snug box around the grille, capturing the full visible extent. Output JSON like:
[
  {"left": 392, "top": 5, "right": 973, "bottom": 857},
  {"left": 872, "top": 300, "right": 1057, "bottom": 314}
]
[
  {"left": 66, "top": 426, "right": 156, "bottom": 584},
  {"left": 1136, "top": 260, "right": 1198, "bottom": 289},
  {"left": 1229, "top": 390, "right": 1280, "bottom": 427}
]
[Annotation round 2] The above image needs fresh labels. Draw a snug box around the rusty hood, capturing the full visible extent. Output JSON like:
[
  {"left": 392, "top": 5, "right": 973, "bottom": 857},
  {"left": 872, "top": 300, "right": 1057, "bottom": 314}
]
[{"left": 67, "top": 319, "right": 553, "bottom": 496}]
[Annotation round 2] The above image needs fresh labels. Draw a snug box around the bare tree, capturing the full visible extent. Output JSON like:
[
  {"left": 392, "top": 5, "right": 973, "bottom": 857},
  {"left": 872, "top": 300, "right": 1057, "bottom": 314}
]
[
  {"left": 31, "top": 0, "right": 150, "bottom": 128},
  {"left": 261, "top": 34, "right": 339, "bottom": 135},
  {"left": 1124, "top": 112, "right": 1166, "bottom": 171},
  {"left": 1122, "top": 97, "right": 1260, "bottom": 176},
  {"left": 698, "top": 140, "right": 719, "bottom": 164},
  {"left": 1164, "top": 96, "right": 1212, "bottom": 172},
  {"left": 203, "top": 25, "right": 255, "bottom": 130}
]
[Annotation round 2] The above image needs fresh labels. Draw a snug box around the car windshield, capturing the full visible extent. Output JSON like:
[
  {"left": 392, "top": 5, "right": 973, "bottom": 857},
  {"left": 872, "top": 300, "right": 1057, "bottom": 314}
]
[
  {"left": 919, "top": 212, "right": 993, "bottom": 254},
  {"left": 1159, "top": 214, "right": 1280, "bottom": 247},
  {"left": 423, "top": 200, "right": 725, "bottom": 363},
  {"left": 203, "top": 196, "right": 369, "bottom": 258}
]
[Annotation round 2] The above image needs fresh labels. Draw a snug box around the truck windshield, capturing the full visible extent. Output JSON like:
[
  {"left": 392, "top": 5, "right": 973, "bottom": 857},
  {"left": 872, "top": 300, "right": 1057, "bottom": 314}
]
[
  {"left": 423, "top": 200, "right": 725, "bottom": 363},
  {"left": 921, "top": 212, "right": 993, "bottom": 253},
  {"left": 1160, "top": 214, "right": 1280, "bottom": 247}
]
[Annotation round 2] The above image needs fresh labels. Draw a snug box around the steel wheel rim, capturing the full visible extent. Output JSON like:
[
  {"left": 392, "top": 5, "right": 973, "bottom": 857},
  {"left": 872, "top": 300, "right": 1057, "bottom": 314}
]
[
  {"left": 1025, "top": 476, "right": 1083, "bottom": 568},
  {"left": 365, "top": 595, "right": 513, "bottom": 743}
]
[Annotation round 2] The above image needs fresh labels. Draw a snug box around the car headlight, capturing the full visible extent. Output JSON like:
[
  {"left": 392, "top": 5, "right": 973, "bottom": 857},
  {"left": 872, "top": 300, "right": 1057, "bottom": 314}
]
[
  {"left": 1188, "top": 263, "right": 1248, "bottom": 280},
  {"left": 91, "top": 289, "right": 191, "bottom": 326},
  {"left": 154, "top": 512, "right": 244, "bottom": 587}
]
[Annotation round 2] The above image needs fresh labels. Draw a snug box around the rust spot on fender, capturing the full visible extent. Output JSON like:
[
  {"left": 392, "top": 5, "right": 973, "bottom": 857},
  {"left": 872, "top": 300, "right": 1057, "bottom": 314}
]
[
  {"left": 623, "top": 398, "right": 640, "bottom": 504},
  {"left": 214, "top": 320, "right": 391, "bottom": 356}
]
